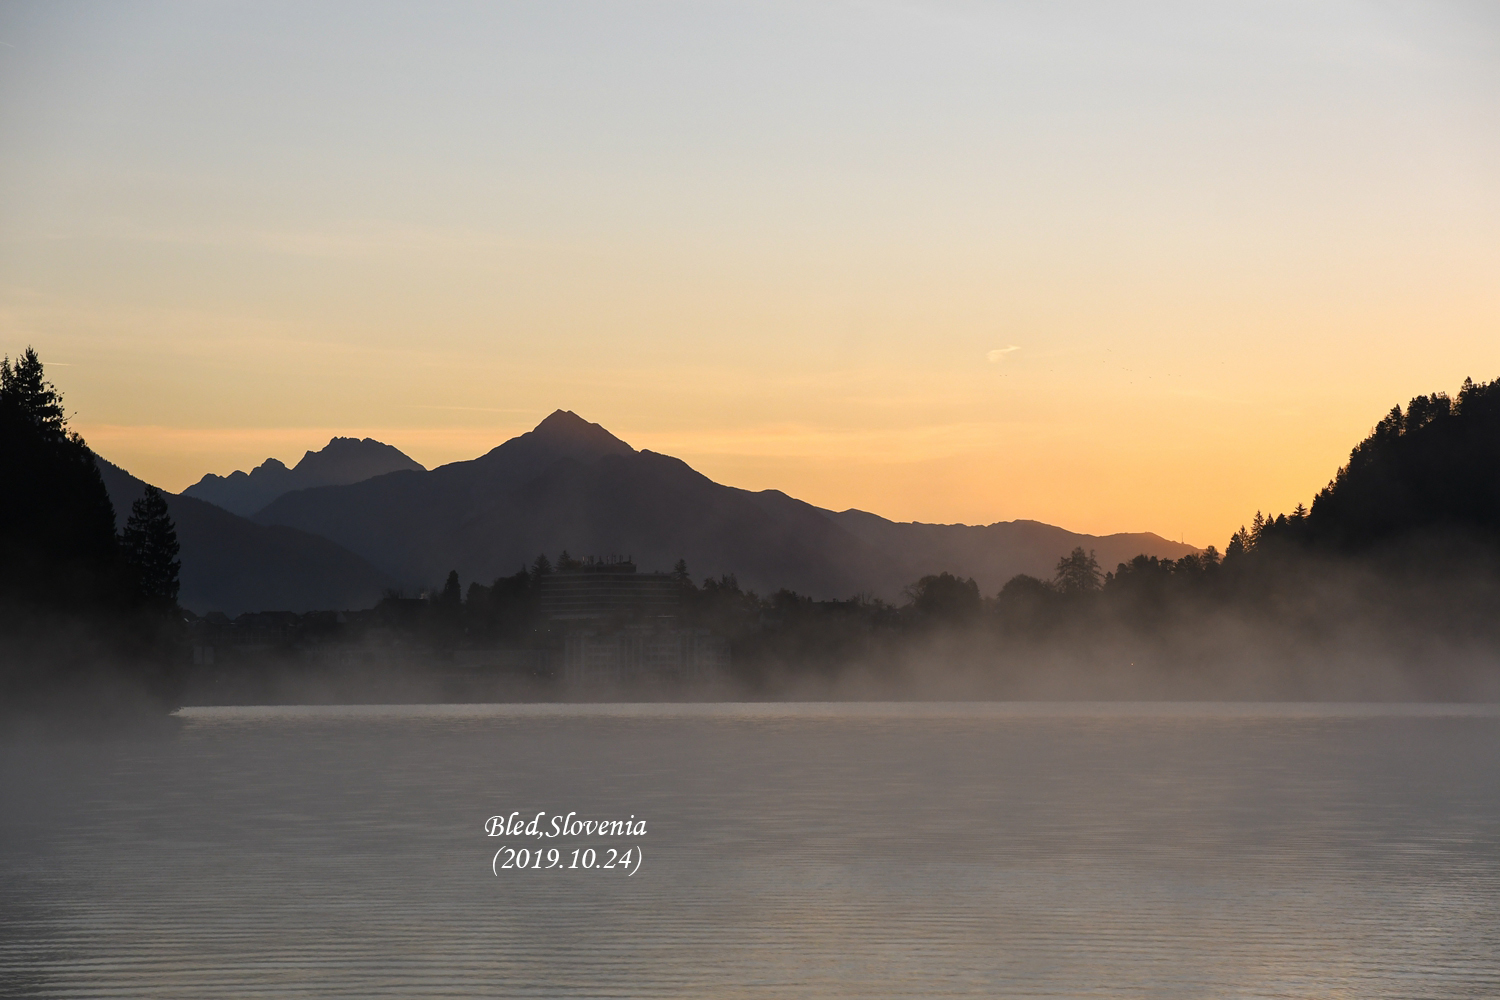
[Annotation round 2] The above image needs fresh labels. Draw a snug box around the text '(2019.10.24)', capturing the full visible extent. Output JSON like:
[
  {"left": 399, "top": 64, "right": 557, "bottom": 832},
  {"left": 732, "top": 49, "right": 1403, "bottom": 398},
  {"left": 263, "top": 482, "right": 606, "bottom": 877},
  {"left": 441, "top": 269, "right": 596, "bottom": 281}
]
[
  {"left": 485, "top": 811, "right": 647, "bottom": 877},
  {"left": 492, "top": 845, "right": 643, "bottom": 876}
]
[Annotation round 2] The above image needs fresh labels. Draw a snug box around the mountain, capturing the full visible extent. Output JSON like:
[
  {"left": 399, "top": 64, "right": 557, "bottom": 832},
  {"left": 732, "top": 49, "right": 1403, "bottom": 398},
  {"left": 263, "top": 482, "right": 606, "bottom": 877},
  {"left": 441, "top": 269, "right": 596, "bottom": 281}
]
[
  {"left": 96, "top": 458, "right": 393, "bottom": 616},
  {"left": 253, "top": 410, "right": 1196, "bottom": 599},
  {"left": 182, "top": 437, "right": 425, "bottom": 516},
  {"left": 821, "top": 509, "right": 1199, "bottom": 594}
]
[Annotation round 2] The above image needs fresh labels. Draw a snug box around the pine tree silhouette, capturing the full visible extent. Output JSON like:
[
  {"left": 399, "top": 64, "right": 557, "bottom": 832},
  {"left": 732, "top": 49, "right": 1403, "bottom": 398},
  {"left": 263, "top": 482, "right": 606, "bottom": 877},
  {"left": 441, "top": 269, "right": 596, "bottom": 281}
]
[
  {"left": 1053, "top": 547, "right": 1102, "bottom": 595},
  {"left": 122, "top": 486, "right": 180, "bottom": 610},
  {"left": 0, "top": 347, "right": 66, "bottom": 436},
  {"left": 1, "top": 346, "right": 120, "bottom": 606}
]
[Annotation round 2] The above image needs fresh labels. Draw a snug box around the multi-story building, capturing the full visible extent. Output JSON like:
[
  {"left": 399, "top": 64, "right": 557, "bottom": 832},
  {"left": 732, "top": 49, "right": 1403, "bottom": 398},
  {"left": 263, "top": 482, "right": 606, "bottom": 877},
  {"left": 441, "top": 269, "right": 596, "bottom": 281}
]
[
  {"left": 540, "top": 558, "right": 730, "bottom": 686},
  {"left": 539, "top": 558, "right": 679, "bottom": 624},
  {"left": 561, "top": 626, "right": 731, "bottom": 686}
]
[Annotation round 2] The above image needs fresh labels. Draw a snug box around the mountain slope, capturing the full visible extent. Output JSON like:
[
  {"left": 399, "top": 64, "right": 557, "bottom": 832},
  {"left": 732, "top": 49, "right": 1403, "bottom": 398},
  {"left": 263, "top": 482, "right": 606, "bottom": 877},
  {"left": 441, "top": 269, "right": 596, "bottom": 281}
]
[
  {"left": 821, "top": 508, "right": 1197, "bottom": 592},
  {"left": 254, "top": 410, "right": 1195, "bottom": 598},
  {"left": 182, "top": 436, "right": 425, "bottom": 516},
  {"left": 97, "top": 458, "right": 393, "bottom": 615}
]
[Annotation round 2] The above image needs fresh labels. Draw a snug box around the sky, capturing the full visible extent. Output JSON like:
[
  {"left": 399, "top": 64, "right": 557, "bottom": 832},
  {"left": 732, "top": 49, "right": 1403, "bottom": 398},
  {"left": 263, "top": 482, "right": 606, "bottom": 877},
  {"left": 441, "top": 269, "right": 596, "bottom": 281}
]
[{"left": 2, "top": 1, "right": 1497, "bottom": 547}]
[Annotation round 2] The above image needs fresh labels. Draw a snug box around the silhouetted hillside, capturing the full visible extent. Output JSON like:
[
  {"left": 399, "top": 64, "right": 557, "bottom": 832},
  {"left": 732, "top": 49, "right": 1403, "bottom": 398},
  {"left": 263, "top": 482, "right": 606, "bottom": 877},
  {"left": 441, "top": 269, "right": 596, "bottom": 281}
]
[
  {"left": 183, "top": 436, "right": 424, "bottom": 516},
  {"left": 1, "top": 354, "right": 119, "bottom": 609},
  {"left": 3, "top": 347, "right": 186, "bottom": 716},
  {"left": 255, "top": 410, "right": 1195, "bottom": 598},
  {"left": 98, "top": 459, "right": 393, "bottom": 615},
  {"left": 821, "top": 508, "right": 1197, "bottom": 597},
  {"left": 1304, "top": 377, "right": 1500, "bottom": 550}
]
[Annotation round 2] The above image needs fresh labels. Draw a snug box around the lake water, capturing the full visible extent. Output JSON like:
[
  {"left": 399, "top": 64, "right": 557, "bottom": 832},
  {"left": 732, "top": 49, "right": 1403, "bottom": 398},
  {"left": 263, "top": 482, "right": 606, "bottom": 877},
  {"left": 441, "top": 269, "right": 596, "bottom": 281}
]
[{"left": 3, "top": 702, "right": 1499, "bottom": 998}]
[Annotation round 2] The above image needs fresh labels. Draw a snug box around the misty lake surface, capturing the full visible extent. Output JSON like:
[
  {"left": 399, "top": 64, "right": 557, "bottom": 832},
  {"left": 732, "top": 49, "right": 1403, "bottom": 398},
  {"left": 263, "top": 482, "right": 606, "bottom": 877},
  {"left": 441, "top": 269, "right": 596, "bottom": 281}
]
[{"left": 3, "top": 703, "right": 1499, "bottom": 999}]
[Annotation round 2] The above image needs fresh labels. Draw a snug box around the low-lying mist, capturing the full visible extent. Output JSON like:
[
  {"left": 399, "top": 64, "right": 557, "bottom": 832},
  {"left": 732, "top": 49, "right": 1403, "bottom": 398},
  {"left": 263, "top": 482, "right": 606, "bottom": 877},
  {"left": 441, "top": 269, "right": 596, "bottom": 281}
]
[
  {"left": 7, "top": 531, "right": 1500, "bottom": 721},
  {"left": 747, "top": 539, "right": 1500, "bottom": 703}
]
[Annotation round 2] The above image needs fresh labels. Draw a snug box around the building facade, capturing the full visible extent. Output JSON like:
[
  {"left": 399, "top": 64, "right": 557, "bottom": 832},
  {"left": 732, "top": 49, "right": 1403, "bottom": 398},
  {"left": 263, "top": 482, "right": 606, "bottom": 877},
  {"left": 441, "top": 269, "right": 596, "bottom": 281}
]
[
  {"left": 562, "top": 626, "right": 731, "bottom": 686},
  {"left": 539, "top": 559, "right": 679, "bottom": 623},
  {"left": 540, "top": 559, "right": 730, "bottom": 685}
]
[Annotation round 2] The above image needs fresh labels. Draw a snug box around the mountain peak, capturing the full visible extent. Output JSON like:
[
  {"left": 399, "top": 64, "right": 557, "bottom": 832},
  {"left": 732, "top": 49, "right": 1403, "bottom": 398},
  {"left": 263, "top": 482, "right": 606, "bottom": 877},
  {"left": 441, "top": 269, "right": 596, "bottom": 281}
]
[
  {"left": 527, "top": 410, "right": 635, "bottom": 457},
  {"left": 183, "top": 436, "right": 425, "bottom": 516},
  {"left": 292, "top": 436, "right": 425, "bottom": 480}
]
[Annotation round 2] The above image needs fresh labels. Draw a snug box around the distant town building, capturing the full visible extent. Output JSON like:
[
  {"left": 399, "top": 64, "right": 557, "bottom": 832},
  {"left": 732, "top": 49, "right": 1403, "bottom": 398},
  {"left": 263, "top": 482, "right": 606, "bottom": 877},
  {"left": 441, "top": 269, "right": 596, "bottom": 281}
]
[
  {"left": 540, "top": 558, "right": 730, "bottom": 684},
  {"left": 562, "top": 625, "right": 730, "bottom": 686},
  {"left": 539, "top": 558, "right": 679, "bottom": 624}
]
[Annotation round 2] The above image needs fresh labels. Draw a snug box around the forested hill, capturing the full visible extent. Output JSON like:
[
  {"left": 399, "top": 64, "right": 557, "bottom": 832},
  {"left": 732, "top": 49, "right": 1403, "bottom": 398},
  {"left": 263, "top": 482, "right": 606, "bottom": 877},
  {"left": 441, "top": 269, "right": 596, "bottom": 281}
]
[
  {"left": 97, "top": 459, "right": 392, "bottom": 616},
  {"left": 1307, "top": 378, "right": 1500, "bottom": 549},
  {"left": 1247, "top": 377, "right": 1500, "bottom": 555}
]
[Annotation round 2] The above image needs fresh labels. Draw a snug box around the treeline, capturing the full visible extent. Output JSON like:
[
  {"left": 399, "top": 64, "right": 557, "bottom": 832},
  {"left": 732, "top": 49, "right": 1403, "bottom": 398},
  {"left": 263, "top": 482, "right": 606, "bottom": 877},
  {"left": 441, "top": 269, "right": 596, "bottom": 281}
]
[{"left": 1, "top": 348, "right": 185, "bottom": 716}]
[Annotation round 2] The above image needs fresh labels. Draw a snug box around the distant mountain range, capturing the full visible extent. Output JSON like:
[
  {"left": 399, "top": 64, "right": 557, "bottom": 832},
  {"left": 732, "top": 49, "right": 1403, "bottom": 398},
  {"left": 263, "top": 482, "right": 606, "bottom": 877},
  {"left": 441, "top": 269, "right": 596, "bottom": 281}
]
[
  {"left": 93, "top": 412, "right": 1194, "bottom": 613},
  {"left": 95, "top": 458, "right": 392, "bottom": 616},
  {"left": 250, "top": 411, "right": 1197, "bottom": 600},
  {"left": 182, "top": 437, "right": 424, "bottom": 516}
]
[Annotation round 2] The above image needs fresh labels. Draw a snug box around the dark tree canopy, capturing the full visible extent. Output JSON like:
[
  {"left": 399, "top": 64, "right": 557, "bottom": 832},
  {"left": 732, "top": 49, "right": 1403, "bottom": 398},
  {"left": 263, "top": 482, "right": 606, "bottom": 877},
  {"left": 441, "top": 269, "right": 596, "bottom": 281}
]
[
  {"left": 1300, "top": 377, "right": 1500, "bottom": 550},
  {"left": 904, "top": 571, "right": 982, "bottom": 621},
  {"left": 2, "top": 347, "right": 188, "bottom": 715},
  {"left": 997, "top": 573, "right": 1053, "bottom": 602},
  {"left": 0, "top": 346, "right": 121, "bottom": 607}
]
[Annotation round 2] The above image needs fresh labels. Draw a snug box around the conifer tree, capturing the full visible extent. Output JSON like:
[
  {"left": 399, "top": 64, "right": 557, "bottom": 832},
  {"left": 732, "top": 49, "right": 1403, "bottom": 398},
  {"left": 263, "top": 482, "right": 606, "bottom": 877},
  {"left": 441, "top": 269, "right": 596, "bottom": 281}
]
[
  {"left": 1, "top": 346, "right": 120, "bottom": 605},
  {"left": 1053, "top": 547, "right": 1103, "bottom": 595},
  {"left": 438, "top": 569, "right": 462, "bottom": 607},
  {"left": 1, "top": 348, "right": 66, "bottom": 434},
  {"left": 122, "top": 486, "right": 180, "bottom": 610}
]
